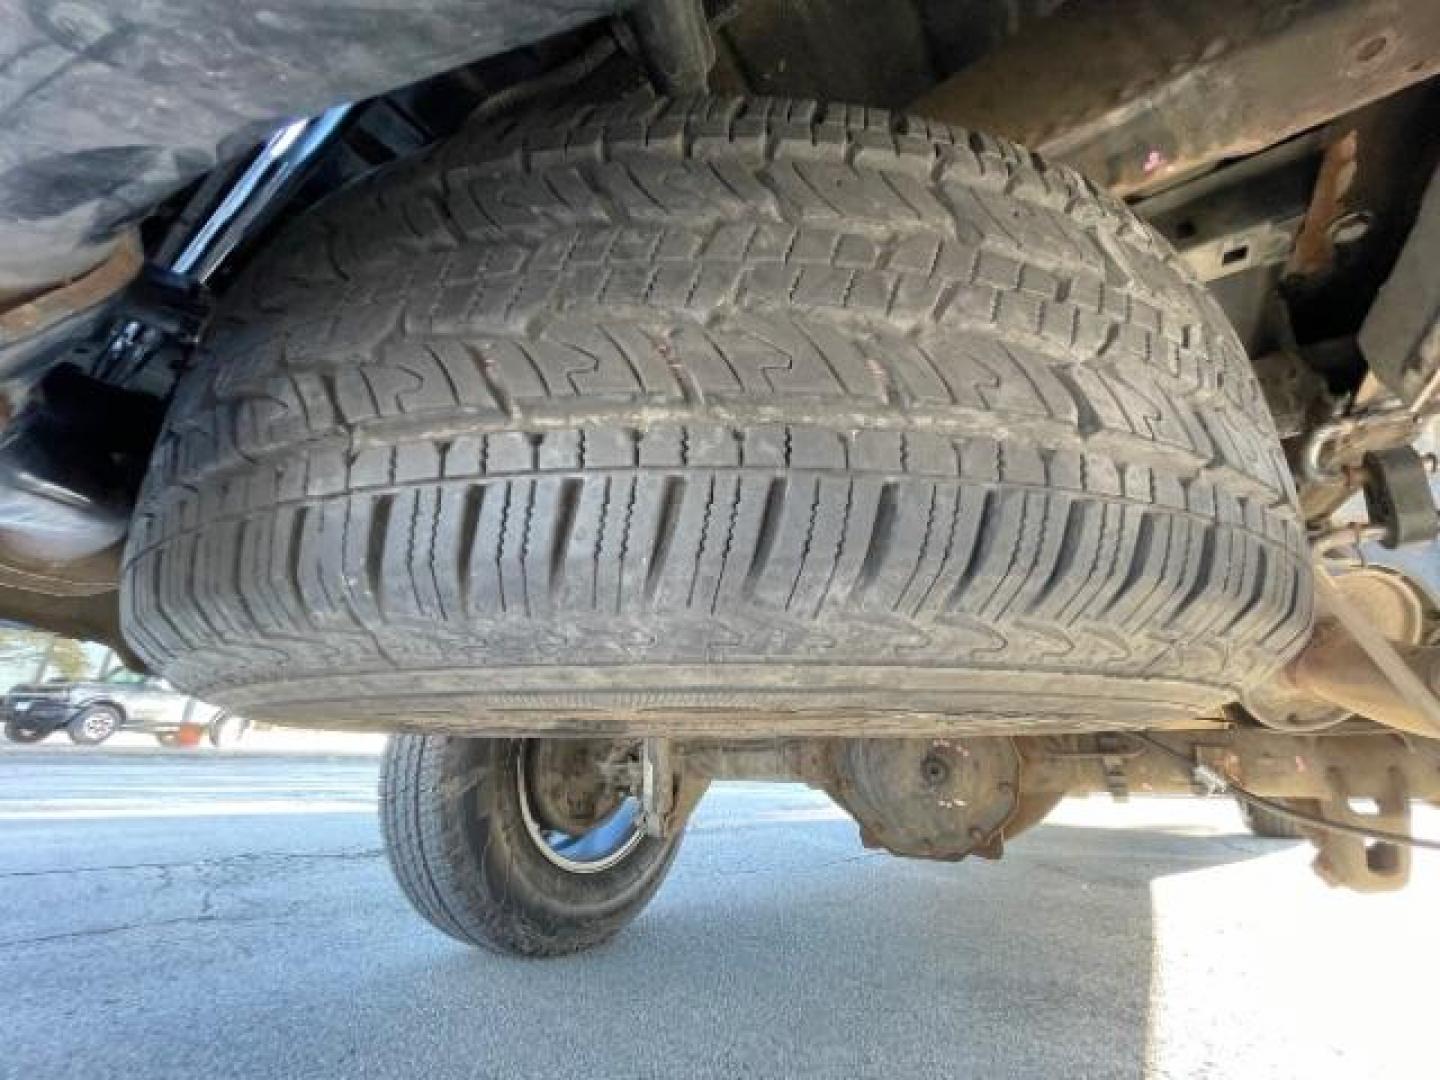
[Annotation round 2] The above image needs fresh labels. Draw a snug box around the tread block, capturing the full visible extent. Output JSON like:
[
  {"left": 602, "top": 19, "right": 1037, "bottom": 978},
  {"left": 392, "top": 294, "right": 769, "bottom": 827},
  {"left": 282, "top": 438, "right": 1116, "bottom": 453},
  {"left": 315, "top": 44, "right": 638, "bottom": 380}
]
[{"left": 123, "top": 96, "right": 1311, "bottom": 723}]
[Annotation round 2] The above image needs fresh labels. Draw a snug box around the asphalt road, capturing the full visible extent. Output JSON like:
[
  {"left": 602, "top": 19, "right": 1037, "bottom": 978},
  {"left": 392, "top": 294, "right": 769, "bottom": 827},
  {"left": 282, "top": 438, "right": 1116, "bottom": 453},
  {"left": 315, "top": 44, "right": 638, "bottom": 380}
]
[{"left": 1, "top": 747, "right": 1436, "bottom": 1080}]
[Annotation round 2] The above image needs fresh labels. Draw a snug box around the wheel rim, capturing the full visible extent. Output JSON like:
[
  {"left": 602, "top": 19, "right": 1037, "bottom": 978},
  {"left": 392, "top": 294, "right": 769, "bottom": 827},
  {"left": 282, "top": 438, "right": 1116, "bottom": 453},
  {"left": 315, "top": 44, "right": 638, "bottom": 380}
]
[
  {"left": 516, "top": 743, "right": 644, "bottom": 874},
  {"left": 83, "top": 711, "right": 115, "bottom": 740}
]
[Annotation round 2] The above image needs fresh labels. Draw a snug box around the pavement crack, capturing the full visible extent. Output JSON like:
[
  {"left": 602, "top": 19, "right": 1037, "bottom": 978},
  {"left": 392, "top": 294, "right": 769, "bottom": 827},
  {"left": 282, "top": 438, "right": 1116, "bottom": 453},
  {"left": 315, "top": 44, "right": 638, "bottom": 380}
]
[
  {"left": 0, "top": 906, "right": 347, "bottom": 952},
  {"left": 0, "top": 914, "right": 223, "bottom": 952},
  {"left": 0, "top": 848, "right": 384, "bottom": 879}
]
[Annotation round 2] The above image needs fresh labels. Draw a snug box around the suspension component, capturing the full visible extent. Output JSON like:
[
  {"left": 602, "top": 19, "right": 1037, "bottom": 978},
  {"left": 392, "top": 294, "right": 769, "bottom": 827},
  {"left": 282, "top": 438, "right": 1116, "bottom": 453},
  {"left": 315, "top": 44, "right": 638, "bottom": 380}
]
[{"left": 1361, "top": 445, "right": 1438, "bottom": 548}]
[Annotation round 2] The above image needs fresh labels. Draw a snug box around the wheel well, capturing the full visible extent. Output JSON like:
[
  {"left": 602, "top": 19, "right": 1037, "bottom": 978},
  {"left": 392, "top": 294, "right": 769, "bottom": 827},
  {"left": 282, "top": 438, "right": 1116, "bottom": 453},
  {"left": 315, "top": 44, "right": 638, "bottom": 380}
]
[{"left": 72, "top": 699, "right": 126, "bottom": 722}]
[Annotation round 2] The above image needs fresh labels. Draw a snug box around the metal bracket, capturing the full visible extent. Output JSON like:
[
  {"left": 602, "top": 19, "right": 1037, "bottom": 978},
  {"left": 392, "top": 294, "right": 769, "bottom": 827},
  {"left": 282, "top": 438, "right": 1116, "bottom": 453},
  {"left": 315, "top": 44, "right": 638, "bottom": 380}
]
[
  {"left": 1308, "top": 767, "right": 1412, "bottom": 893},
  {"left": 639, "top": 737, "right": 708, "bottom": 839},
  {"left": 123, "top": 266, "right": 212, "bottom": 345},
  {"left": 1298, "top": 569, "right": 1440, "bottom": 739},
  {"left": 1097, "top": 734, "right": 1131, "bottom": 802},
  {"left": 639, "top": 737, "right": 675, "bottom": 837},
  {"left": 1359, "top": 162, "right": 1440, "bottom": 405},
  {"left": 1191, "top": 745, "right": 1235, "bottom": 796},
  {"left": 1361, "top": 445, "right": 1438, "bottom": 548},
  {"left": 1301, "top": 405, "right": 1439, "bottom": 484}
]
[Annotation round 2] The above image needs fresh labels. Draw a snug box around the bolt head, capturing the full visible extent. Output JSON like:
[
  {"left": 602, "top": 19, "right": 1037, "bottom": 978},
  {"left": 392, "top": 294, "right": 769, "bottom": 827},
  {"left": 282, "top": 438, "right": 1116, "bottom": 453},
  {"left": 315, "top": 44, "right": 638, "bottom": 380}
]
[
  {"left": 921, "top": 754, "right": 951, "bottom": 786},
  {"left": 1328, "top": 211, "right": 1373, "bottom": 246}
]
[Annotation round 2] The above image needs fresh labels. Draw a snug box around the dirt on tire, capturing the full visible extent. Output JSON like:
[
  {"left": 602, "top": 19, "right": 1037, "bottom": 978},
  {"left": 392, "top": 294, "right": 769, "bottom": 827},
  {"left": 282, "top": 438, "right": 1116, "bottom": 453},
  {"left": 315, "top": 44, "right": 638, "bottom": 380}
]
[{"left": 122, "top": 97, "right": 1311, "bottom": 734}]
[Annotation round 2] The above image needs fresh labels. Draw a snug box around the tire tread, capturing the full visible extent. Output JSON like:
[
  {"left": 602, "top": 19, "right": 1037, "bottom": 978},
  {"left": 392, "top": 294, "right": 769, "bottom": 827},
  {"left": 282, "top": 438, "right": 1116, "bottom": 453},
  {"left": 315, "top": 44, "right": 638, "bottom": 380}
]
[{"left": 122, "top": 97, "right": 1311, "bottom": 727}]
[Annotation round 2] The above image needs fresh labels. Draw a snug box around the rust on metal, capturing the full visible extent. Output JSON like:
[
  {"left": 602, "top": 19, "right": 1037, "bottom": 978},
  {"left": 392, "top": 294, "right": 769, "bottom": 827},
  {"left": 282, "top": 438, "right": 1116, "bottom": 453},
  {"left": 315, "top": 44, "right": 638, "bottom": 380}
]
[
  {"left": 0, "top": 232, "right": 141, "bottom": 350},
  {"left": 1287, "top": 130, "right": 1360, "bottom": 279},
  {"left": 1308, "top": 767, "right": 1412, "bottom": 892},
  {"left": 912, "top": 0, "right": 1440, "bottom": 196},
  {"left": 1292, "top": 570, "right": 1440, "bottom": 739},
  {"left": 1018, "top": 730, "right": 1440, "bottom": 804},
  {"left": 643, "top": 726, "right": 1440, "bottom": 891}
]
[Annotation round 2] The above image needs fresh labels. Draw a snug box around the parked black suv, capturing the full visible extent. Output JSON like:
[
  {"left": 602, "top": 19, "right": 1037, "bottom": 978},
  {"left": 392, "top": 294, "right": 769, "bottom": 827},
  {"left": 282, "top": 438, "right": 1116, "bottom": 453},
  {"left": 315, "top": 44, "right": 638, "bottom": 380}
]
[{"left": 3, "top": 670, "right": 247, "bottom": 747}]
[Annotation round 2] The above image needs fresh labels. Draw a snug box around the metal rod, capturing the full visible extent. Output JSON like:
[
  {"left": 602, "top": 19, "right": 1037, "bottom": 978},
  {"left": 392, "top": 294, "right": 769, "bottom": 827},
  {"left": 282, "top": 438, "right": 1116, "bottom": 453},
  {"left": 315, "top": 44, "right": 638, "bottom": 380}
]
[
  {"left": 96, "top": 104, "right": 353, "bottom": 384},
  {"left": 168, "top": 104, "right": 353, "bottom": 284},
  {"left": 1311, "top": 522, "right": 1388, "bottom": 563},
  {"left": 1301, "top": 570, "right": 1440, "bottom": 739}
]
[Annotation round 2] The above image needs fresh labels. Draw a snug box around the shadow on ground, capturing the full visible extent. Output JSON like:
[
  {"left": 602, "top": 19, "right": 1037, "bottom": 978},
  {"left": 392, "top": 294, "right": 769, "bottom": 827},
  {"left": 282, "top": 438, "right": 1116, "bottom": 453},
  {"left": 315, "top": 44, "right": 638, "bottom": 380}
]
[{"left": 0, "top": 766, "right": 1302, "bottom": 1080}]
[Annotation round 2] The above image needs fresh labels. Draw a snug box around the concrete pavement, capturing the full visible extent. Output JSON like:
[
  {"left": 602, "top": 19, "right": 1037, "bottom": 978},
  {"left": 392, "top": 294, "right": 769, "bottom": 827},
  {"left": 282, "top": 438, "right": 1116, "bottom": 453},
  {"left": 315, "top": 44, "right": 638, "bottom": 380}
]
[{"left": 0, "top": 749, "right": 1436, "bottom": 1079}]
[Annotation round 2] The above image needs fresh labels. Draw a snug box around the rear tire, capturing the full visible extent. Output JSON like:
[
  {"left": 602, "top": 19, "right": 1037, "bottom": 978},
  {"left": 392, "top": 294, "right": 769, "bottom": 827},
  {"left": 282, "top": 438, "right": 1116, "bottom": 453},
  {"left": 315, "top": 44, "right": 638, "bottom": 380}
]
[
  {"left": 123, "top": 97, "right": 1310, "bottom": 735},
  {"left": 378, "top": 735, "right": 681, "bottom": 956}
]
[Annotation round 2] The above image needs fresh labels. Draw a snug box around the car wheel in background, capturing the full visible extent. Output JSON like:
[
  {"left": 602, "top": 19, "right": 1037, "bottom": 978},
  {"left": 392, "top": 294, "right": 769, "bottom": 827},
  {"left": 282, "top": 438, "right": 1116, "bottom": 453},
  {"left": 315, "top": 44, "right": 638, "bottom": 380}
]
[
  {"left": 4, "top": 718, "right": 50, "bottom": 744},
  {"left": 379, "top": 735, "right": 683, "bottom": 956},
  {"left": 207, "top": 715, "right": 250, "bottom": 748},
  {"left": 66, "top": 705, "right": 121, "bottom": 745}
]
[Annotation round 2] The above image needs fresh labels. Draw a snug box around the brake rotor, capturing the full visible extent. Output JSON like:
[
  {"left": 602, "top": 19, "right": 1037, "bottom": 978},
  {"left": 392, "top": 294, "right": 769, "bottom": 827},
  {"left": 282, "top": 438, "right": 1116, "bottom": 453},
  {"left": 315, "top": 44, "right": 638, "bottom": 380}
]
[{"left": 522, "top": 739, "right": 629, "bottom": 835}]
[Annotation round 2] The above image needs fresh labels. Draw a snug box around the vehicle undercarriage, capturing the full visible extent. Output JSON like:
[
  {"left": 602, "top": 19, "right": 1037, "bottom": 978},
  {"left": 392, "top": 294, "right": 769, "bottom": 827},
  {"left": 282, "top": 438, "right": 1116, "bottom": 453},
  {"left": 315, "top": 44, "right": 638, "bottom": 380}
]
[{"left": 3, "top": 0, "right": 1440, "bottom": 952}]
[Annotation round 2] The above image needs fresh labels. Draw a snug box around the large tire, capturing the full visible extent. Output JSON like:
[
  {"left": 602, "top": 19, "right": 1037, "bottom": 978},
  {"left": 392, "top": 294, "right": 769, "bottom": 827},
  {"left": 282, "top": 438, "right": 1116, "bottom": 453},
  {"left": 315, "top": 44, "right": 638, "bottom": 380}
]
[
  {"left": 122, "top": 97, "right": 1310, "bottom": 734},
  {"left": 378, "top": 735, "right": 680, "bottom": 955}
]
